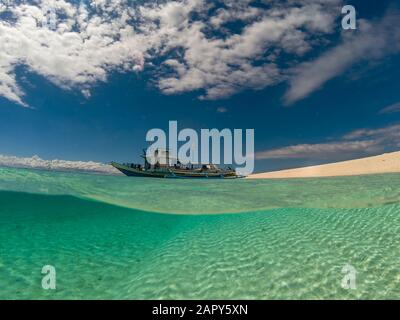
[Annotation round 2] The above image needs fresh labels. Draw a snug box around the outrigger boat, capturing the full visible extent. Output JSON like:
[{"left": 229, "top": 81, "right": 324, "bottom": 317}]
[{"left": 111, "top": 149, "right": 240, "bottom": 179}]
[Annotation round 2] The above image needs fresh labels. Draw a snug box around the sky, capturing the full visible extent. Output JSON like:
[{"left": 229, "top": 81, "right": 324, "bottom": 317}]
[{"left": 0, "top": 0, "right": 400, "bottom": 173}]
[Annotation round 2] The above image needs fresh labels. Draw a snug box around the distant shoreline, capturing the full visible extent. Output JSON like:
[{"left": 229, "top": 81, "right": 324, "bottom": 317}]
[
  {"left": 0, "top": 164, "right": 121, "bottom": 176},
  {"left": 248, "top": 151, "right": 400, "bottom": 179}
]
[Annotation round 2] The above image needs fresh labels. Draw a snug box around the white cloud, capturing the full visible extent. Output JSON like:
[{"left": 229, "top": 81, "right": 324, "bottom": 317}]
[
  {"left": 0, "top": 0, "right": 146, "bottom": 105},
  {"left": 0, "top": 0, "right": 343, "bottom": 105},
  {"left": 284, "top": 11, "right": 400, "bottom": 104},
  {"left": 148, "top": 0, "right": 341, "bottom": 99},
  {"left": 342, "top": 124, "right": 400, "bottom": 141},
  {"left": 216, "top": 106, "right": 228, "bottom": 113},
  {"left": 256, "top": 140, "right": 380, "bottom": 160},
  {"left": 0, "top": 154, "right": 121, "bottom": 174},
  {"left": 379, "top": 102, "right": 400, "bottom": 114},
  {"left": 3, "top": 1, "right": 399, "bottom": 106},
  {"left": 81, "top": 88, "right": 91, "bottom": 98},
  {"left": 256, "top": 124, "right": 400, "bottom": 160}
]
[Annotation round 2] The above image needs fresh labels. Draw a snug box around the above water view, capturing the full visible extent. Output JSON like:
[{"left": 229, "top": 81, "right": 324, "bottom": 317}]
[{"left": 1, "top": 0, "right": 400, "bottom": 306}]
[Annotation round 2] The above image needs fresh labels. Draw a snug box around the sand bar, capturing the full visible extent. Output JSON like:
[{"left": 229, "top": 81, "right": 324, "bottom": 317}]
[{"left": 248, "top": 151, "right": 400, "bottom": 179}]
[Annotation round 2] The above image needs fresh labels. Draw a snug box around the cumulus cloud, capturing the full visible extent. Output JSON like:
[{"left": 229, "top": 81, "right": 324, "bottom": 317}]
[
  {"left": 0, "top": 0, "right": 343, "bottom": 105},
  {"left": 0, "top": 0, "right": 146, "bottom": 106},
  {"left": 284, "top": 10, "right": 400, "bottom": 104},
  {"left": 148, "top": 0, "right": 341, "bottom": 99},
  {"left": 0, "top": 154, "right": 121, "bottom": 174},
  {"left": 256, "top": 124, "right": 400, "bottom": 160},
  {"left": 2, "top": 0, "right": 398, "bottom": 106}
]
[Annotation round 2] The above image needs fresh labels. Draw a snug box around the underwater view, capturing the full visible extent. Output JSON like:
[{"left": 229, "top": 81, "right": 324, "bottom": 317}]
[{"left": 1, "top": 167, "right": 399, "bottom": 299}]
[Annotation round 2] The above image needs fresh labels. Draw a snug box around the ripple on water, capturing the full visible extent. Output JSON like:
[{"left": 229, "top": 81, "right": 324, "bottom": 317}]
[{"left": 1, "top": 167, "right": 400, "bottom": 214}]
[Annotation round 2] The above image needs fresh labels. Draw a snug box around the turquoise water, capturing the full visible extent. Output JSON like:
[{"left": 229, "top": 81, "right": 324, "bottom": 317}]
[{"left": 0, "top": 167, "right": 399, "bottom": 299}]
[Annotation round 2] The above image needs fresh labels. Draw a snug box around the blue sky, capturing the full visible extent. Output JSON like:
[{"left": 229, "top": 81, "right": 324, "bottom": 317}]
[{"left": 0, "top": 0, "right": 400, "bottom": 172}]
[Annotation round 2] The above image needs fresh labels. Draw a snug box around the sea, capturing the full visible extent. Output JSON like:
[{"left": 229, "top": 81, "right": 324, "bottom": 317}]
[{"left": 0, "top": 166, "right": 399, "bottom": 299}]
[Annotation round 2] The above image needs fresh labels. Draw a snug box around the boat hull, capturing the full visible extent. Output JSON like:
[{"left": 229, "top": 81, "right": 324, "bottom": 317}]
[{"left": 111, "top": 162, "right": 239, "bottom": 179}]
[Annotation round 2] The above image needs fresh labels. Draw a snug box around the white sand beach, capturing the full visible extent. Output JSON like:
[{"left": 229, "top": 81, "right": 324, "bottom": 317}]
[{"left": 248, "top": 151, "right": 400, "bottom": 179}]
